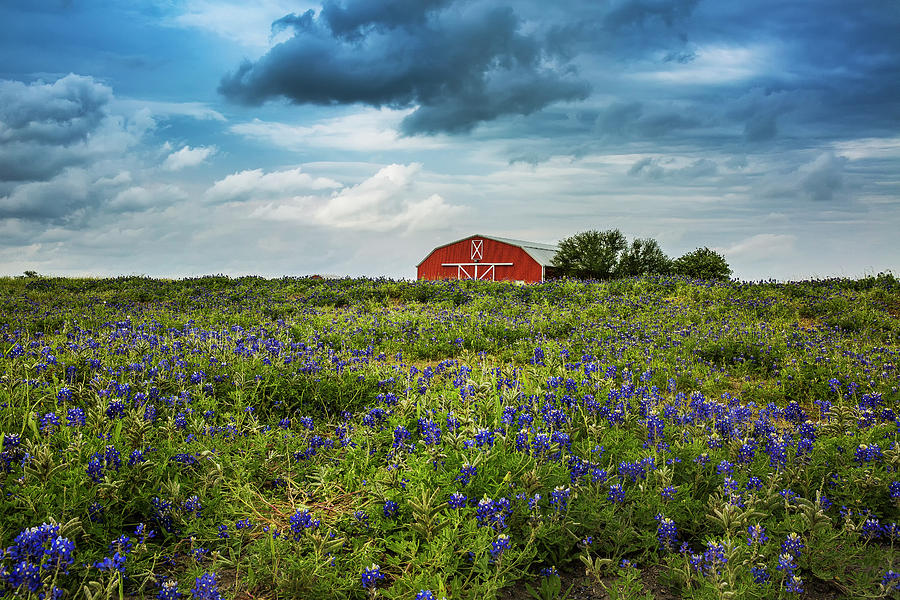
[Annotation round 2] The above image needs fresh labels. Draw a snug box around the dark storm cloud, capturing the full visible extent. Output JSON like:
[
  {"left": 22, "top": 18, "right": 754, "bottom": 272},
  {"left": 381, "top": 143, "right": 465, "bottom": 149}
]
[
  {"left": 628, "top": 156, "right": 717, "bottom": 180},
  {"left": 0, "top": 74, "right": 110, "bottom": 146},
  {"left": 315, "top": 0, "right": 454, "bottom": 39},
  {"left": 802, "top": 154, "right": 847, "bottom": 203},
  {"left": 0, "top": 74, "right": 112, "bottom": 182},
  {"left": 220, "top": 2, "right": 590, "bottom": 134}
]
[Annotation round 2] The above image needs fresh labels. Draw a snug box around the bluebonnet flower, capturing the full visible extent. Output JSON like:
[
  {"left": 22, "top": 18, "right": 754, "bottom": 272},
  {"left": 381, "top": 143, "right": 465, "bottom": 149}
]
[
  {"left": 217, "top": 524, "right": 229, "bottom": 539},
  {"left": 393, "top": 425, "right": 411, "bottom": 448},
  {"left": 646, "top": 414, "right": 665, "bottom": 443},
  {"left": 737, "top": 440, "right": 756, "bottom": 463},
  {"left": 66, "top": 407, "right": 86, "bottom": 427},
  {"left": 157, "top": 579, "right": 183, "bottom": 600},
  {"left": 784, "top": 574, "right": 804, "bottom": 594},
  {"left": 456, "top": 463, "right": 477, "bottom": 486},
  {"left": 656, "top": 515, "right": 678, "bottom": 551},
  {"left": 128, "top": 448, "right": 149, "bottom": 466},
  {"left": 354, "top": 510, "right": 369, "bottom": 529},
  {"left": 854, "top": 443, "right": 883, "bottom": 465},
  {"left": 746, "top": 524, "right": 768, "bottom": 546},
  {"left": 695, "top": 542, "right": 727, "bottom": 575},
  {"left": 890, "top": 481, "right": 900, "bottom": 499},
  {"left": 418, "top": 419, "right": 442, "bottom": 445},
  {"left": 448, "top": 492, "right": 467, "bottom": 509},
  {"left": 474, "top": 428, "right": 495, "bottom": 448},
  {"left": 549, "top": 486, "right": 570, "bottom": 512},
  {"left": 361, "top": 564, "right": 384, "bottom": 589},
  {"left": 190, "top": 573, "right": 222, "bottom": 600},
  {"left": 235, "top": 519, "right": 252, "bottom": 530},
  {"left": 183, "top": 495, "right": 202, "bottom": 520},
  {"left": 716, "top": 460, "right": 734, "bottom": 476},
  {"left": 40, "top": 412, "right": 60, "bottom": 434},
  {"left": 109, "top": 534, "right": 133, "bottom": 556},
  {"left": 94, "top": 552, "right": 127, "bottom": 573},
  {"left": 861, "top": 517, "right": 882, "bottom": 539},
  {"left": 383, "top": 500, "right": 399, "bottom": 519},
  {"left": 415, "top": 591, "right": 436, "bottom": 600},
  {"left": 57, "top": 387, "right": 73, "bottom": 403},
  {"left": 151, "top": 496, "right": 178, "bottom": 534},
  {"left": 660, "top": 486, "right": 677, "bottom": 501},
  {"left": 106, "top": 399, "right": 126, "bottom": 420},
  {"left": 746, "top": 476, "right": 764, "bottom": 491},
  {"left": 779, "top": 488, "right": 797, "bottom": 503},
  {"left": 88, "top": 501, "right": 105, "bottom": 523},
  {"left": 475, "top": 497, "right": 512, "bottom": 530},
  {"left": 777, "top": 552, "right": 797, "bottom": 574},
  {"left": 134, "top": 523, "right": 154, "bottom": 543},
  {"left": 608, "top": 484, "right": 625, "bottom": 504},
  {"left": 883, "top": 570, "right": 900, "bottom": 592},
  {"left": 540, "top": 566, "right": 559, "bottom": 577},
  {"left": 86, "top": 455, "right": 105, "bottom": 483},
  {"left": 289, "top": 509, "right": 320, "bottom": 537},
  {"left": 723, "top": 477, "right": 739, "bottom": 494},
  {"left": 489, "top": 534, "right": 511, "bottom": 559},
  {"left": 781, "top": 533, "right": 804, "bottom": 557},
  {"left": 751, "top": 566, "right": 770, "bottom": 584}
]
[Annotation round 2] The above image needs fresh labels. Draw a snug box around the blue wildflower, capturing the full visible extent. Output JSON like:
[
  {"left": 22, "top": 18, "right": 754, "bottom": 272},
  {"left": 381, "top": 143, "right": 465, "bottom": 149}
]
[
  {"left": 191, "top": 573, "right": 222, "bottom": 600},
  {"left": 361, "top": 564, "right": 384, "bottom": 589}
]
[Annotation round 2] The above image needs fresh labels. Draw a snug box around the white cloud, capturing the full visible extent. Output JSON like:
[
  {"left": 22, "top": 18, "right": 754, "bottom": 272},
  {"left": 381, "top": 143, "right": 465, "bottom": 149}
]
[
  {"left": 163, "top": 145, "right": 217, "bottom": 171},
  {"left": 95, "top": 171, "right": 132, "bottom": 187},
  {"left": 635, "top": 44, "right": 775, "bottom": 84},
  {"left": 112, "top": 99, "right": 225, "bottom": 122},
  {"left": 832, "top": 136, "right": 900, "bottom": 161},
  {"left": 723, "top": 233, "right": 796, "bottom": 262},
  {"left": 249, "top": 163, "right": 465, "bottom": 232},
  {"left": 230, "top": 108, "right": 448, "bottom": 152},
  {"left": 205, "top": 167, "right": 341, "bottom": 203},
  {"left": 108, "top": 185, "right": 188, "bottom": 212},
  {"left": 170, "top": 0, "right": 317, "bottom": 50}
]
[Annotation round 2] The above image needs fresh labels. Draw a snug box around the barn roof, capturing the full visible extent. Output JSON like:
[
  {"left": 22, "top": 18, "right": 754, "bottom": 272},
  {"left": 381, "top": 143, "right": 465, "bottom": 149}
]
[{"left": 418, "top": 233, "right": 559, "bottom": 267}]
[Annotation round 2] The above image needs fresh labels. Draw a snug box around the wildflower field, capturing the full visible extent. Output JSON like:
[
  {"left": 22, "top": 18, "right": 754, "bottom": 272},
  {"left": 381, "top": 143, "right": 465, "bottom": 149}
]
[{"left": 1, "top": 274, "right": 899, "bottom": 599}]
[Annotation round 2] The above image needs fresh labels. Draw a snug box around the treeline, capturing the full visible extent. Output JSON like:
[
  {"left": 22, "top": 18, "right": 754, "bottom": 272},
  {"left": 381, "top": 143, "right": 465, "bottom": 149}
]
[{"left": 551, "top": 229, "right": 732, "bottom": 280}]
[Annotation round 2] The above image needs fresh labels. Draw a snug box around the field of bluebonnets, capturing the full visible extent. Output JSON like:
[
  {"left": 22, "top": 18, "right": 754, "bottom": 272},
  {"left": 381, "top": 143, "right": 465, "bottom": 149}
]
[{"left": 1, "top": 274, "right": 900, "bottom": 599}]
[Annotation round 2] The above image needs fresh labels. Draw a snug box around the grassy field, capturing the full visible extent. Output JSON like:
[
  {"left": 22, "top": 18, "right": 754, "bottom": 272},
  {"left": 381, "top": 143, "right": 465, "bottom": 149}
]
[{"left": 1, "top": 274, "right": 899, "bottom": 599}]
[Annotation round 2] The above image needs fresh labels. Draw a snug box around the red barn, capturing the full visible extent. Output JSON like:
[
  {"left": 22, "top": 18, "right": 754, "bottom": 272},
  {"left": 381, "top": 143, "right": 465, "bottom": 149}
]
[{"left": 417, "top": 234, "right": 559, "bottom": 283}]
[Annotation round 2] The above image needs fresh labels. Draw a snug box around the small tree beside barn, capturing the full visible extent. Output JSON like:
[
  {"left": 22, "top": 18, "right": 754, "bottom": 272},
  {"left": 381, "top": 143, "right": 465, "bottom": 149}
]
[{"left": 417, "top": 234, "right": 559, "bottom": 283}]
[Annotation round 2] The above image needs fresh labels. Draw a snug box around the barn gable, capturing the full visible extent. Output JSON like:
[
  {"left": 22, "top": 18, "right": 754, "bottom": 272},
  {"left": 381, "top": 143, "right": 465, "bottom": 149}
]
[{"left": 416, "top": 234, "right": 559, "bottom": 283}]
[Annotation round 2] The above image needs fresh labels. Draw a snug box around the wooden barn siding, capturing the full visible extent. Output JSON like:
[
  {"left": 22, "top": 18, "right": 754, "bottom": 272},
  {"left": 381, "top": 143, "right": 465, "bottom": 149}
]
[{"left": 417, "top": 236, "right": 544, "bottom": 282}]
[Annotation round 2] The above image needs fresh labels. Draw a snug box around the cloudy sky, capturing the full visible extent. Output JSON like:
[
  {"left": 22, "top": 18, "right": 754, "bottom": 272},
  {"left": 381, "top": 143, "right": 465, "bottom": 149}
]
[{"left": 1, "top": 0, "right": 899, "bottom": 280}]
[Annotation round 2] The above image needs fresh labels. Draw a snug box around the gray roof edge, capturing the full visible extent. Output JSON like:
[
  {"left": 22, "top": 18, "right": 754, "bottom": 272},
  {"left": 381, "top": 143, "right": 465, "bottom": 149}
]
[{"left": 417, "top": 233, "right": 558, "bottom": 267}]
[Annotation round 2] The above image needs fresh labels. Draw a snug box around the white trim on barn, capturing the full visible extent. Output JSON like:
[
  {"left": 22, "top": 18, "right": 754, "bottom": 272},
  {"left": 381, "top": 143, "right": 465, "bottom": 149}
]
[{"left": 441, "top": 262, "right": 514, "bottom": 281}]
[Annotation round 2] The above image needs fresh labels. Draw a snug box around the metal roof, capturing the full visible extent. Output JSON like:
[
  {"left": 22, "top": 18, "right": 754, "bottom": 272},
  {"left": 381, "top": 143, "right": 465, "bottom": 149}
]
[{"left": 418, "top": 233, "right": 558, "bottom": 267}]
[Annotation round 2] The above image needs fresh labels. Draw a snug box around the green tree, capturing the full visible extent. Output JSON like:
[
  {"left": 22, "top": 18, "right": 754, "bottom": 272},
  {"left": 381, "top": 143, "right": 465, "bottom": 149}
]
[
  {"left": 552, "top": 229, "right": 627, "bottom": 279},
  {"left": 671, "top": 247, "right": 732, "bottom": 280},
  {"left": 617, "top": 238, "right": 672, "bottom": 277}
]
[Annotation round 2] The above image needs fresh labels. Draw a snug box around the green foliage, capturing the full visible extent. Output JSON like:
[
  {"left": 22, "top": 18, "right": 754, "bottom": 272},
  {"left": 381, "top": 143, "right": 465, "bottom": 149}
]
[
  {"left": 551, "top": 229, "right": 627, "bottom": 279},
  {"left": 618, "top": 238, "right": 673, "bottom": 277},
  {"left": 552, "top": 230, "right": 673, "bottom": 280},
  {"left": 672, "top": 247, "right": 732, "bottom": 280},
  {"left": 0, "top": 275, "right": 898, "bottom": 599}
]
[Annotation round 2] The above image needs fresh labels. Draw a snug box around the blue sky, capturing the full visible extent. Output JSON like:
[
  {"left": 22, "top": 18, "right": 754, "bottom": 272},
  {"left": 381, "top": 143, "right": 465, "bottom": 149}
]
[{"left": 1, "top": 0, "right": 899, "bottom": 280}]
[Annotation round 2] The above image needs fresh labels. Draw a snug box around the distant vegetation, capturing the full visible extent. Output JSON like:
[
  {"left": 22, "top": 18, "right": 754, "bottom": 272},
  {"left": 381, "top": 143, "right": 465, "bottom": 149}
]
[
  {"left": 1, "top": 274, "right": 899, "bottom": 599},
  {"left": 552, "top": 229, "right": 732, "bottom": 281}
]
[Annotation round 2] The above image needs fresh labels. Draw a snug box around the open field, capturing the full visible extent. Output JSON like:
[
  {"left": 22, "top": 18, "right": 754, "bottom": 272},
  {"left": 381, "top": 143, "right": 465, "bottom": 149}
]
[{"left": 1, "top": 274, "right": 899, "bottom": 599}]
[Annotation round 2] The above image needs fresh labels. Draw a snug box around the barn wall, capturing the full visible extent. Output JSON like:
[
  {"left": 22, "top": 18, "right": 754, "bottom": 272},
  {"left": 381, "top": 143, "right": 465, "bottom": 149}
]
[{"left": 417, "top": 236, "right": 543, "bottom": 282}]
